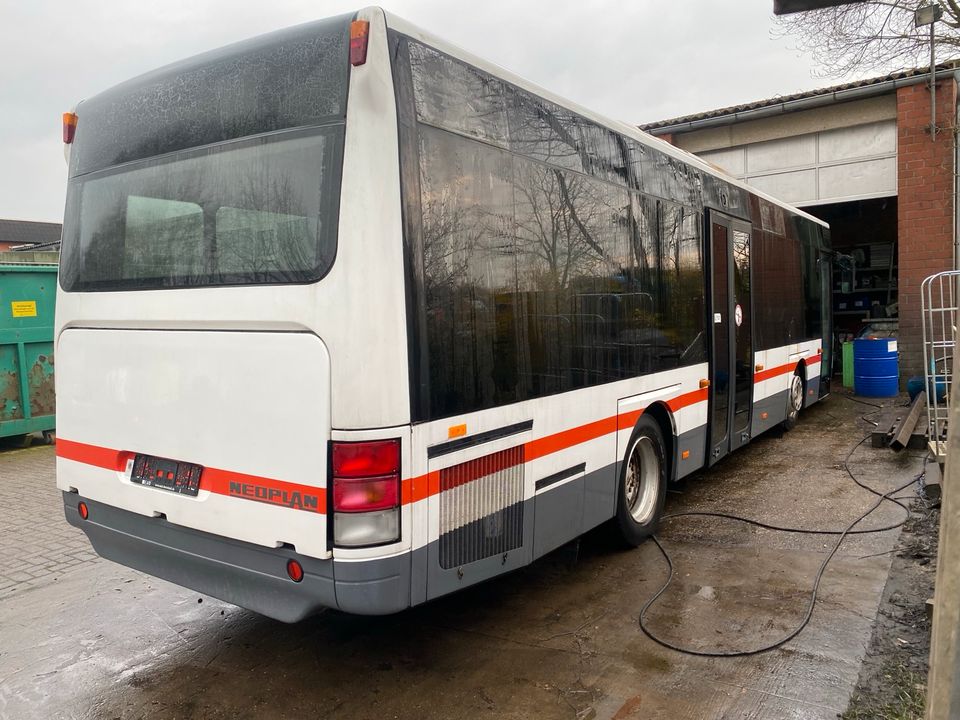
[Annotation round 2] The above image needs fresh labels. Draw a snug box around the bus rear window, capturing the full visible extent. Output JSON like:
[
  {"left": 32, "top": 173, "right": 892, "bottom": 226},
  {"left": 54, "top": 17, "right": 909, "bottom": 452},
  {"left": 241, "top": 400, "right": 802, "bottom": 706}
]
[
  {"left": 70, "top": 14, "right": 351, "bottom": 177},
  {"left": 60, "top": 129, "right": 342, "bottom": 291}
]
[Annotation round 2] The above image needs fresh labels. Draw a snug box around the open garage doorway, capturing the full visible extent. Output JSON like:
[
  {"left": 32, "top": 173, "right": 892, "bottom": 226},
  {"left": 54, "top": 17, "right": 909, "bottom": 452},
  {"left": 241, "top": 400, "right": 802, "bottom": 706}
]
[{"left": 801, "top": 197, "right": 898, "bottom": 378}]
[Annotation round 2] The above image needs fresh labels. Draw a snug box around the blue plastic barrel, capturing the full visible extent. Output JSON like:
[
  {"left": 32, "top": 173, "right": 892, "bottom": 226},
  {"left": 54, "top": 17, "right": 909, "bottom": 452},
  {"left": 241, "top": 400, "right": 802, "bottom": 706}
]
[{"left": 853, "top": 338, "right": 899, "bottom": 397}]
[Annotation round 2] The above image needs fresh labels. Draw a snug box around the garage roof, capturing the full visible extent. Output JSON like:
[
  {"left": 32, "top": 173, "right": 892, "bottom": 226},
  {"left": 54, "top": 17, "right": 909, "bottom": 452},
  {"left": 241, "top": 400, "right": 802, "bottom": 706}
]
[
  {"left": 0, "top": 219, "right": 63, "bottom": 249},
  {"left": 641, "top": 62, "right": 960, "bottom": 134}
]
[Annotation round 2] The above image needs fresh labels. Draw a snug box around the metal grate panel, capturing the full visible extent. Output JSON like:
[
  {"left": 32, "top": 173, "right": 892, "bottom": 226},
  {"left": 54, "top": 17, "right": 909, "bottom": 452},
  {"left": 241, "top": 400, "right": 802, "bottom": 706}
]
[
  {"left": 438, "top": 446, "right": 524, "bottom": 569},
  {"left": 922, "top": 270, "right": 959, "bottom": 461}
]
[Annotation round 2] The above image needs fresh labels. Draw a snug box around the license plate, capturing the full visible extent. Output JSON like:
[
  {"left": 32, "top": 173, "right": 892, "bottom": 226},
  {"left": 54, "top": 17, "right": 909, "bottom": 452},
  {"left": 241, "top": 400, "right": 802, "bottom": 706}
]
[{"left": 131, "top": 454, "right": 204, "bottom": 497}]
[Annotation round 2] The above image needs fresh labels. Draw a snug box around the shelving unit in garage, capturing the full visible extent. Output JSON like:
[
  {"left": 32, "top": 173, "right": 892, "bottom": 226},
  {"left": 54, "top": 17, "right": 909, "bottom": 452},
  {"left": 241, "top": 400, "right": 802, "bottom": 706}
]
[{"left": 834, "top": 240, "right": 898, "bottom": 321}]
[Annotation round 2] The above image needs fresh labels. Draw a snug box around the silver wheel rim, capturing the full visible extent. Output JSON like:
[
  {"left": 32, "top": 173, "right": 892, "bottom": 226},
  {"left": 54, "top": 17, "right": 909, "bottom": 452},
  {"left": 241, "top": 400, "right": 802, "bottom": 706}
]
[
  {"left": 624, "top": 435, "right": 659, "bottom": 525},
  {"left": 789, "top": 375, "right": 803, "bottom": 417}
]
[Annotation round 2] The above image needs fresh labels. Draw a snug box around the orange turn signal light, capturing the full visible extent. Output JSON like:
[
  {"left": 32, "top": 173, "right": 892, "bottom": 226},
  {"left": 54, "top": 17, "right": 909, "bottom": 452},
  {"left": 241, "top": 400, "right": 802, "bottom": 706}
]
[
  {"left": 350, "top": 20, "right": 369, "bottom": 66},
  {"left": 699, "top": 379, "right": 710, "bottom": 389},
  {"left": 755, "top": 364, "right": 764, "bottom": 372},
  {"left": 63, "top": 112, "right": 78, "bottom": 144}
]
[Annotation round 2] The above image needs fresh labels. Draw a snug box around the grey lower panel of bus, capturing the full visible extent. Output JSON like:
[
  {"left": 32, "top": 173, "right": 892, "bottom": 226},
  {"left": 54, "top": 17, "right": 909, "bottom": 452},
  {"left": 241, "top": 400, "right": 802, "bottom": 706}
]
[
  {"left": 750, "top": 374, "right": 821, "bottom": 438},
  {"left": 675, "top": 425, "right": 708, "bottom": 481},
  {"left": 752, "top": 390, "right": 790, "bottom": 437},
  {"left": 749, "top": 378, "right": 820, "bottom": 439},
  {"left": 62, "top": 492, "right": 410, "bottom": 622}
]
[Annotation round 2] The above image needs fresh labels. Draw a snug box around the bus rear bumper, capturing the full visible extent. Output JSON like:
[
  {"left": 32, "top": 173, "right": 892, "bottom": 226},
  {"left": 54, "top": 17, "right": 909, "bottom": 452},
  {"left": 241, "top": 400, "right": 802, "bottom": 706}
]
[{"left": 62, "top": 492, "right": 411, "bottom": 622}]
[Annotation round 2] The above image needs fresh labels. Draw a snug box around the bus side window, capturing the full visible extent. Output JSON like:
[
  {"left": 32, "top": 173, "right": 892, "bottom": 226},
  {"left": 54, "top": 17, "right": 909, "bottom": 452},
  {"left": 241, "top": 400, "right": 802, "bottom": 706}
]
[
  {"left": 408, "top": 41, "right": 509, "bottom": 148},
  {"left": 418, "top": 126, "right": 517, "bottom": 418}
]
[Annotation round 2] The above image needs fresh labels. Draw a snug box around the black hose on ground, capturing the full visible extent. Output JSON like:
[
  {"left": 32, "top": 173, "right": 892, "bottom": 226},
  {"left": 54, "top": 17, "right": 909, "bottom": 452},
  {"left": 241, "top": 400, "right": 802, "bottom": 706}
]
[{"left": 638, "top": 430, "right": 922, "bottom": 657}]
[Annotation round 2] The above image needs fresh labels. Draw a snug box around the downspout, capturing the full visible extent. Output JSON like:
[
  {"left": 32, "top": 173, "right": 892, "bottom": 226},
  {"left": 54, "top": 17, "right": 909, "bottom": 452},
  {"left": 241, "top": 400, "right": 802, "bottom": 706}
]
[{"left": 954, "top": 69, "right": 960, "bottom": 270}]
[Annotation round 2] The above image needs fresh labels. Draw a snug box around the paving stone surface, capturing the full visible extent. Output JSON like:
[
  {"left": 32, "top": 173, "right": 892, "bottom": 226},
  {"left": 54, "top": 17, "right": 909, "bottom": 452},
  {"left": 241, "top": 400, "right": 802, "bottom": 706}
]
[{"left": 0, "top": 444, "right": 98, "bottom": 597}]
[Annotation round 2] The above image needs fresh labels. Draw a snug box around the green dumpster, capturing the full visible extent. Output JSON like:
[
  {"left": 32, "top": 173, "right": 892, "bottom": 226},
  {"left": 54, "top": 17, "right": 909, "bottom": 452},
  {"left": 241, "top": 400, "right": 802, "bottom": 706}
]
[{"left": 0, "top": 262, "right": 58, "bottom": 439}]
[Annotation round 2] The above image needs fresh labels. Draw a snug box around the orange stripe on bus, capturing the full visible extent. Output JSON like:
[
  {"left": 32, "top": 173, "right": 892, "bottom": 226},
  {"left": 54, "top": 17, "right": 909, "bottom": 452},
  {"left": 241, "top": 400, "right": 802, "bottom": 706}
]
[
  {"left": 56, "top": 438, "right": 131, "bottom": 472},
  {"left": 754, "top": 362, "right": 796, "bottom": 383},
  {"left": 526, "top": 415, "right": 618, "bottom": 462},
  {"left": 667, "top": 387, "right": 709, "bottom": 411},
  {"left": 57, "top": 439, "right": 326, "bottom": 514},
  {"left": 754, "top": 352, "right": 822, "bottom": 383},
  {"left": 407, "top": 386, "right": 709, "bottom": 499},
  {"left": 201, "top": 468, "right": 326, "bottom": 514},
  {"left": 616, "top": 408, "right": 644, "bottom": 431},
  {"left": 58, "top": 386, "right": 711, "bottom": 511}
]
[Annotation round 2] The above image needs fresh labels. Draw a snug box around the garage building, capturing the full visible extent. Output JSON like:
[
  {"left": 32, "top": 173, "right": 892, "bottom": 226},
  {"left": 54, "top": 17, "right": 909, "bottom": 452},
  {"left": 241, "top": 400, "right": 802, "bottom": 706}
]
[{"left": 642, "top": 64, "right": 960, "bottom": 383}]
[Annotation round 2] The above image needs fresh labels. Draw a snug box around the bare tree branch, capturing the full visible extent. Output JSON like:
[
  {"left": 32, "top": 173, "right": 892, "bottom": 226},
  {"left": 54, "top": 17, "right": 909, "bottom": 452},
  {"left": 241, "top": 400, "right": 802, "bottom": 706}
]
[{"left": 773, "top": 0, "right": 960, "bottom": 77}]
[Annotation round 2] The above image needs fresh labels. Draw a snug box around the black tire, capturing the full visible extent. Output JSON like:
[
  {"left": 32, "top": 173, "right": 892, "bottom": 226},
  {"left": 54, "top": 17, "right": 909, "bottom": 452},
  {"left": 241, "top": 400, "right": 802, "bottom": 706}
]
[
  {"left": 614, "top": 416, "right": 668, "bottom": 547},
  {"left": 781, "top": 369, "right": 804, "bottom": 432}
]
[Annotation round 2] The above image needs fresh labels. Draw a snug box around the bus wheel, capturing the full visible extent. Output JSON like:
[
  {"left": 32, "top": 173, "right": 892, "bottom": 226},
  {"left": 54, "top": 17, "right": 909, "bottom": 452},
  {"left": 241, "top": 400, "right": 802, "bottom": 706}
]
[
  {"left": 615, "top": 416, "right": 667, "bottom": 547},
  {"left": 782, "top": 371, "right": 804, "bottom": 431}
]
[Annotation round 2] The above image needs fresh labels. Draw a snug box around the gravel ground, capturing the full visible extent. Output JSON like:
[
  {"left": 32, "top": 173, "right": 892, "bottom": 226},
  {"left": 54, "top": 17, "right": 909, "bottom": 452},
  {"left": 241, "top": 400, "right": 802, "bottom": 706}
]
[{"left": 841, "top": 495, "right": 940, "bottom": 719}]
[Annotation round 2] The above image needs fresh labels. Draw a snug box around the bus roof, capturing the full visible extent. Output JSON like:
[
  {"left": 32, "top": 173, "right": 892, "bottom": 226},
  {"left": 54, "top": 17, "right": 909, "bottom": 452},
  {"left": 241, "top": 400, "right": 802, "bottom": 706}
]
[{"left": 379, "top": 7, "right": 829, "bottom": 230}]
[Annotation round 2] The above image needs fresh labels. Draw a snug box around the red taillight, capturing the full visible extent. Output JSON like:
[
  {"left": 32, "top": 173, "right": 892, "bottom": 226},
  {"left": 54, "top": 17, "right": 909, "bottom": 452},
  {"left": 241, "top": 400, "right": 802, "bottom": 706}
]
[
  {"left": 350, "top": 19, "right": 369, "bottom": 66},
  {"left": 333, "top": 440, "right": 399, "bottom": 478},
  {"left": 78, "top": 501, "right": 89, "bottom": 520},
  {"left": 286, "top": 559, "right": 304, "bottom": 582},
  {"left": 332, "top": 439, "right": 400, "bottom": 513},
  {"left": 63, "top": 112, "right": 78, "bottom": 144}
]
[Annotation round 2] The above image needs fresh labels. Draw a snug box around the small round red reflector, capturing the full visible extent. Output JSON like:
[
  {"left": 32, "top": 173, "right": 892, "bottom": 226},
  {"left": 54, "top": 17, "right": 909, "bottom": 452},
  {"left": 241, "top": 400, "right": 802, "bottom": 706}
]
[
  {"left": 286, "top": 559, "right": 304, "bottom": 583},
  {"left": 78, "top": 501, "right": 89, "bottom": 520}
]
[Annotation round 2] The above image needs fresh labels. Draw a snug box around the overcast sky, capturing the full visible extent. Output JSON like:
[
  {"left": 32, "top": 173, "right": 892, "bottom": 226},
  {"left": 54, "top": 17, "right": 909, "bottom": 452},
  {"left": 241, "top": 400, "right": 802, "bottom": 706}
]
[{"left": 1, "top": 0, "right": 840, "bottom": 223}]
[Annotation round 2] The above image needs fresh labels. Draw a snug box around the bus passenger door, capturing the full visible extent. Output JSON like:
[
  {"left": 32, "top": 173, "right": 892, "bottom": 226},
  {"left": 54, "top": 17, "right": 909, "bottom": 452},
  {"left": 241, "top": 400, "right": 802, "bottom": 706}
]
[
  {"left": 729, "top": 224, "right": 753, "bottom": 452},
  {"left": 707, "top": 213, "right": 754, "bottom": 464}
]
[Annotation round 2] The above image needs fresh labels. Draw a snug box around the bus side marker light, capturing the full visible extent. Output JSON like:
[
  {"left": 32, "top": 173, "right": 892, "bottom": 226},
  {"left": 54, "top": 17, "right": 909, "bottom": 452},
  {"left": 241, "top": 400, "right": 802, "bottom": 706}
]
[
  {"left": 681, "top": 450, "right": 690, "bottom": 460},
  {"left": 78, "top": 501, "right": 89, "bottom": 520},
  {"left": 62, "top": 112, "right": 78, "bottom": 144},
  {"left": 286, "top": 559, "right": 304, "bottom": 583},
  {"left": 761, "top": 412, "right": 769, "bottom": 420},
  {"left": 755, "top": 364, "right": 764, "bottom": 372},
  {"left": 448, "top": 424, "right": 467, "bottom": 439},
  {"left": 350, "top": 20, "right": 369, "bottom": 66},
  {"left": 699, "top": 379, "right": 710, "bottom": 389}
]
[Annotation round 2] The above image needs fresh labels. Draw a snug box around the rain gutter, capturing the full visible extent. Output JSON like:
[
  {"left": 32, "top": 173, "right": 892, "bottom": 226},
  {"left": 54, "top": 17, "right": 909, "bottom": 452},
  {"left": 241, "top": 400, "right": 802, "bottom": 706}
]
[{"left": 644, "top": 68, "right": 960, "bottom": 136}]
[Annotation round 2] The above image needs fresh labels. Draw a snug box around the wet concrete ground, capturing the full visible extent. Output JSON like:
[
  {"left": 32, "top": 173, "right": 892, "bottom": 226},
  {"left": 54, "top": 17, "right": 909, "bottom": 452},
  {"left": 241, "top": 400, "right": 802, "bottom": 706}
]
[{"left": 0, "top": 393, "right": 925, "bottom": 720}]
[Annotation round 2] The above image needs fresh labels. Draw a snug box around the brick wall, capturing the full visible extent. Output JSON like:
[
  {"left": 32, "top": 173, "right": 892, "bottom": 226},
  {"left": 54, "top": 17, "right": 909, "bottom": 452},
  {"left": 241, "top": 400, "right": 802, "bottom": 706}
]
[{"left": 896, "top": 79, "right": 957, "bottom": 381}]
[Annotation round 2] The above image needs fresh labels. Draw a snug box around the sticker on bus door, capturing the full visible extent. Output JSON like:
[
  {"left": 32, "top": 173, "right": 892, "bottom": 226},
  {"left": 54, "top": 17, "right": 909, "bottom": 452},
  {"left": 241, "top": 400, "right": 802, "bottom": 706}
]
[{"left": 735, "top": 304, "right": 743, "bottom": 327}]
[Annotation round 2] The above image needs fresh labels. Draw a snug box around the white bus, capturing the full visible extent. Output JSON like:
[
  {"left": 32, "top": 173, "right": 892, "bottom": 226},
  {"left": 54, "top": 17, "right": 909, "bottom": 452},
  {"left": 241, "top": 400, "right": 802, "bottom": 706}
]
[{"left": 56, "top": 8, "right": 831, "bottom": 622}]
